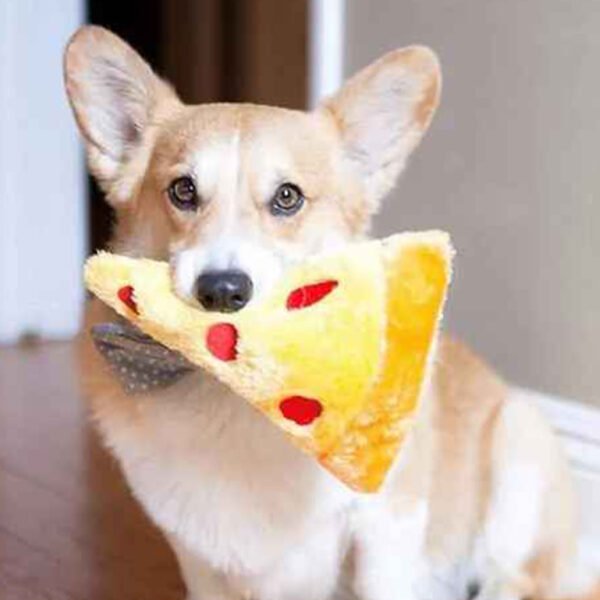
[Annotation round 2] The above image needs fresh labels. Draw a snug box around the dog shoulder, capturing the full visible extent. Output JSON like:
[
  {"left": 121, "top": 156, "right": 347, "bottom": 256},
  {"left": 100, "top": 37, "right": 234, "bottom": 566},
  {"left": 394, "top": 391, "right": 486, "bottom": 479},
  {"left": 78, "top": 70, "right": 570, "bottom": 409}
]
[{"left": 432, "top": 335, "right": 508, "bottom": 426}]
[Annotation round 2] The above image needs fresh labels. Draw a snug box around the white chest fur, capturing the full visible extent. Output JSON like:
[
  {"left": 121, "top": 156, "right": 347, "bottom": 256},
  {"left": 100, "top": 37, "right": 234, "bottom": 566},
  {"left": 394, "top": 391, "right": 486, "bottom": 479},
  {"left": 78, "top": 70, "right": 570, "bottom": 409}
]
[{"left": 97, "top": 372, "right": 356, "bottom": 575}]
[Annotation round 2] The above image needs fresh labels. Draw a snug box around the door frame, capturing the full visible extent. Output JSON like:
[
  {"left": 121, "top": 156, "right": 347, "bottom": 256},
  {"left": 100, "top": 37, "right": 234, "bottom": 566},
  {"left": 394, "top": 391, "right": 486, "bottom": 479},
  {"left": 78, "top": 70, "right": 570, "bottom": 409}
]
[
  {"left": 0, "top": 0, "right": 85, "bottom": 343},
  {"left": 308, "top": 0, "right": 346, "bottom": 107}
]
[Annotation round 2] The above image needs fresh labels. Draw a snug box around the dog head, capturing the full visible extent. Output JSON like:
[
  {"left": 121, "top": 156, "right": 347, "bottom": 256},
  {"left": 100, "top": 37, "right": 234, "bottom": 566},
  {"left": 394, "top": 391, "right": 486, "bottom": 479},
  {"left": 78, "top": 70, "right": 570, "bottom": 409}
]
[{"left": 65, "top": 26, "right": 440, "bottom": 312}]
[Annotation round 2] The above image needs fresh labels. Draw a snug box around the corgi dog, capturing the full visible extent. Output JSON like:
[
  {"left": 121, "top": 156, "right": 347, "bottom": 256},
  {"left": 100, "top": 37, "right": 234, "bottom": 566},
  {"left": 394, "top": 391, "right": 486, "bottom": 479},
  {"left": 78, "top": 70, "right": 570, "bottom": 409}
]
[{"left": 65, "top": 25, "right": 597, "bottom": 600}]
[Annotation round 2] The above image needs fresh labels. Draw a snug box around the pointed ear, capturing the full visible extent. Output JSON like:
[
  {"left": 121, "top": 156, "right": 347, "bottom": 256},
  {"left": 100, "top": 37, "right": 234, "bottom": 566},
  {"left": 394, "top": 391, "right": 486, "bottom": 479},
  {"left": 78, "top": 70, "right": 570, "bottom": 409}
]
[
  {"left": 64, "top": 26, "right": 181, "bottom": 204},
  {"left": 319, "top": 46, "right": 441, "bottom": 206}
]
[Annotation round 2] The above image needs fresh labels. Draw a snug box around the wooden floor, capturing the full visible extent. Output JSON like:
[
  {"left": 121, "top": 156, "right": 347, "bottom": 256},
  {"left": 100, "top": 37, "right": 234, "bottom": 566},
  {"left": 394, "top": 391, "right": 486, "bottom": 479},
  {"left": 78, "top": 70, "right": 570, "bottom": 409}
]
[{"left": 0, "top": 342, "right": 184, "bottom": 600}]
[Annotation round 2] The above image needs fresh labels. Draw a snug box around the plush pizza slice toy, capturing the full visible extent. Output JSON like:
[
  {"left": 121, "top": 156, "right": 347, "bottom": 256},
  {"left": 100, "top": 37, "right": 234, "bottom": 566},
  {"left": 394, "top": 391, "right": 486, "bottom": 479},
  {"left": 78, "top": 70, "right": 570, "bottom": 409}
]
[{"left": 85, "top": 231, "right": 453, "bottom": 492}]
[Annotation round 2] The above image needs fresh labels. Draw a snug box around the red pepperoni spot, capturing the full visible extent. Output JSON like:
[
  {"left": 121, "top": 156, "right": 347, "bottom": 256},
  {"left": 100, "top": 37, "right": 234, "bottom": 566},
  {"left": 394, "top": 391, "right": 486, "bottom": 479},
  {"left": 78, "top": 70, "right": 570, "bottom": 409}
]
[
  {"left": 279, "top": 396, "right": 323, "bottom": 425},
  {"left": 286, "top": 280, "right": 338, "bottom": 310},
  {"left": 117, "top": 285, "right": 138, "bottom": 314},
  {"left": 206, "top": 323, "right": 238, "bottom": 361}
]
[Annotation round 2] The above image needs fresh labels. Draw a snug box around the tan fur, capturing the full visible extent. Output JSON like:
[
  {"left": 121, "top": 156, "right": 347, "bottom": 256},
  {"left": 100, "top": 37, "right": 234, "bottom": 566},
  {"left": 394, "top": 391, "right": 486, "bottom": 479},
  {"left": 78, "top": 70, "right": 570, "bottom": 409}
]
[
  {"left": 66, "top": 26, "right": 594, "bottom": 600},
  {"left": 321, "top": 46, "right": 441, "bottom": 206},
  {"left": 425, "top": 338, "right": 506, "bottom": 562}
]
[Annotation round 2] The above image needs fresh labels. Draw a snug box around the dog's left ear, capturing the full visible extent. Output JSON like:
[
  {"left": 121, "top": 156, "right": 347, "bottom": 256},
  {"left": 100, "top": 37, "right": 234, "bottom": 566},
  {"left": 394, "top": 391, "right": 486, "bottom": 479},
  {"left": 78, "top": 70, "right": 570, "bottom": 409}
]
[{"left": 319, "top": 47, "right": 441, "bottom": 206}]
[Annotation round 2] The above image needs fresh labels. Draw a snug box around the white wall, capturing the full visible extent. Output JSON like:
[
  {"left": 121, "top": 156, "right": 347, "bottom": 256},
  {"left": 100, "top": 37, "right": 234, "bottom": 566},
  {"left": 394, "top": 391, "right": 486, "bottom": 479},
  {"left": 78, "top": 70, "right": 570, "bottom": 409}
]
[
  {"left": 344, "top": 0, "right": 600, "bottom": 407},
  {"left": 0, "top": 0, "right": 85, "bottom": 343}
]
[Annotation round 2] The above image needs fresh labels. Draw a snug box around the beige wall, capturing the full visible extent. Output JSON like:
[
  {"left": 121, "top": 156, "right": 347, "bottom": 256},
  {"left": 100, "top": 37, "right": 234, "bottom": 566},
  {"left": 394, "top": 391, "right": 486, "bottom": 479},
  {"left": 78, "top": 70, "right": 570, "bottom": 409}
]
[{"left": 346, "top": 0, "right": 600, "bottom": 405}]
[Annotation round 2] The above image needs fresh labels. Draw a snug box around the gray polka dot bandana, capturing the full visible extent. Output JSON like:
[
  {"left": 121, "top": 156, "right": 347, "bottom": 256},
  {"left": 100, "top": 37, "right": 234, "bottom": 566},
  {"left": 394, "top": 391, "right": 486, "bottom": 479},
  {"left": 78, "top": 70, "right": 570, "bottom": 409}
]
[{"left": 91, "top": 321, "right": 195, "bottom": 394}]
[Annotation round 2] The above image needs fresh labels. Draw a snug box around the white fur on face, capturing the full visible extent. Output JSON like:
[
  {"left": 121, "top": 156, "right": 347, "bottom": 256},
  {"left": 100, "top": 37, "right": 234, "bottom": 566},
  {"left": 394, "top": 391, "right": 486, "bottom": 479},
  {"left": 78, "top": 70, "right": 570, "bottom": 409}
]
[
  {"left": 169, "top": 128, "right": 352, "bottom": 308},
  {"left": 172, "top": 237, "right": 285, "bottom": 306},
  {"left": 169, "top": 130, "right": 288, "bottom": 305}
]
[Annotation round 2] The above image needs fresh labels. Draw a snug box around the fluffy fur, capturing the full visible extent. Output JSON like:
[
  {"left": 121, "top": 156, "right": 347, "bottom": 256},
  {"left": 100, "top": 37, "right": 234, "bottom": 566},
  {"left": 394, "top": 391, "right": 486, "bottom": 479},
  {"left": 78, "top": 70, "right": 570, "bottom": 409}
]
[{"left": 65, "top": 26, "right": 597, "bottom": 600}]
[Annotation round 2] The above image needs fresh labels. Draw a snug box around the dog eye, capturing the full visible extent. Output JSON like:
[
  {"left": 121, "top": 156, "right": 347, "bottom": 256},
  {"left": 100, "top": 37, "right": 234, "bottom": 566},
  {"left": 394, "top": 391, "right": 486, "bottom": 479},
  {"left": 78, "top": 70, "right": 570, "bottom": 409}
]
[
  {"left": 168, "top": 176, "right": 199, "bottom": 211},
  {"left": 270, "top": 183, "right": 304, "bottom": 216}
]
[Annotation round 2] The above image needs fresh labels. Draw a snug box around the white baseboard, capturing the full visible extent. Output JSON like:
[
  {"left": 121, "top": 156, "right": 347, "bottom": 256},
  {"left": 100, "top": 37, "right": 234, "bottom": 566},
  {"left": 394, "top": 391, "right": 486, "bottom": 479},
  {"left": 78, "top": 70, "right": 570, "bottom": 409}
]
[{"left": 516, "top": 387, "right": 600, "bottom": 475}]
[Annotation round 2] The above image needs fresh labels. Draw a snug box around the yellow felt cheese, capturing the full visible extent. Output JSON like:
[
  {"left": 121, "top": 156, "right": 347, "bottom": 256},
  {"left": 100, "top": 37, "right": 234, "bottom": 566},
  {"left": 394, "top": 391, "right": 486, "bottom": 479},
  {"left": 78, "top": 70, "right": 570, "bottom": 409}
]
[{"left": 84, "top": 231, "right": 453, "bottom": 492}]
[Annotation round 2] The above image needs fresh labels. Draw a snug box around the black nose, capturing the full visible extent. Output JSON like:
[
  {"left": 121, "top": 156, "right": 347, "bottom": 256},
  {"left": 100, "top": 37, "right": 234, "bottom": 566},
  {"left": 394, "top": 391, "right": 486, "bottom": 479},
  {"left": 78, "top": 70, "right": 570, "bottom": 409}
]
[{"left": 195, "top": 270, "right": 253, "bottom": 312}]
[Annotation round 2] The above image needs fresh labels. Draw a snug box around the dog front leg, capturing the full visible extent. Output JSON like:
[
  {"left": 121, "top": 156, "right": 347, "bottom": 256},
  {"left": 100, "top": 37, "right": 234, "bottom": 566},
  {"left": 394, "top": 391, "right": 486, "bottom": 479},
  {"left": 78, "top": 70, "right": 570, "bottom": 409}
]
[
  {"left": 475, "top": 400, "right": 565, "bottom": 600},
  {"left": 168, "top": 536, "right": 243, "bottom": 600},
  {"left": 353, "top": 501, "right": 434, "bottom": 600}
]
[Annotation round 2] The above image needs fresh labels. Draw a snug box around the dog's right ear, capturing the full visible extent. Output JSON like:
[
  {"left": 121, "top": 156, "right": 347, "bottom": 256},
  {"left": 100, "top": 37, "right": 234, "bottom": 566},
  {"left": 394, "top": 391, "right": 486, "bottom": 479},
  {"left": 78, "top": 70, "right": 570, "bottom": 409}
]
[{"left": 64, "top": 26, "right": 180, "bottom": 205}]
